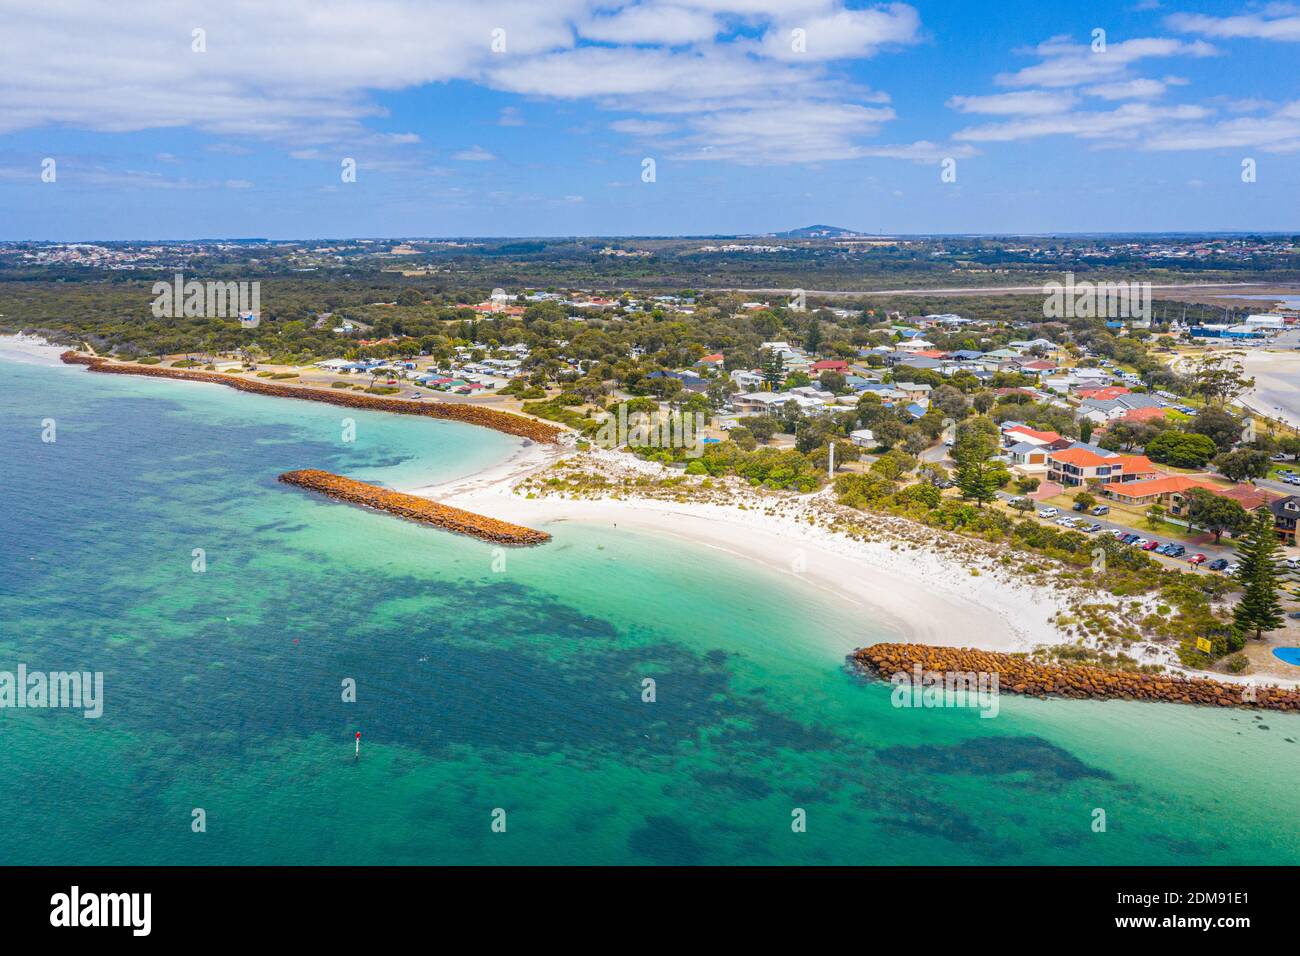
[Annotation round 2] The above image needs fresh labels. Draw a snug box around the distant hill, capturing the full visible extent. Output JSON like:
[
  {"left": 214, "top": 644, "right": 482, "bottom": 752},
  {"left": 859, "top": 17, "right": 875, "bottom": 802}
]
[{"left": 772, "top": 225, "right": 866, "bottom": 239}]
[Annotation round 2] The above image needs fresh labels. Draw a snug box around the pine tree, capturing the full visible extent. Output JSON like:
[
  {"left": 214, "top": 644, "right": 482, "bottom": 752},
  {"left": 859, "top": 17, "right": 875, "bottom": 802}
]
[
  {"left": 953, "top": 417, "right": 1000, "bottom": 507},
  {"left": 760, "top": 349, "right": 784, "bottom": 391},
  {"left": 1232, "top": 507, "right": 1285, "bottom": 641}
]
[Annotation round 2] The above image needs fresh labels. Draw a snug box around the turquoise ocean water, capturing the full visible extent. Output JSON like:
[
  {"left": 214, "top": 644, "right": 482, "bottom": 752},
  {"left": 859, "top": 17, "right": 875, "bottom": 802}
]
[{"left": 1, "top": 356, "right": 1298, "bottom": 864}]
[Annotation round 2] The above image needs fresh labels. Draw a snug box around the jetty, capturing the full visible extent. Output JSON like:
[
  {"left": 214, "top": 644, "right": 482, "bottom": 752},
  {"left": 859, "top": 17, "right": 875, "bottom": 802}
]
[
  {"left": 851, "top": 643, "right": 1300, "bottom": 712},
  {"left": 278, "top": 469, "right": 551, "bottom": 545},
  {"left": 60, "top": 352, "right": 562, "bottom": 444}
]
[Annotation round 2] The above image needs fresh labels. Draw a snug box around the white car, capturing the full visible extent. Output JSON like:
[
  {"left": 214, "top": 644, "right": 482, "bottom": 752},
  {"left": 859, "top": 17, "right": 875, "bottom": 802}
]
[
  {"left": 1132, "top": 538, "right": 1149, "bottom": 548},
  {"left": 1286, "top": 558, "right": 1300, "bottom": 571},
  {"left": 1038, "top": 508, "right": 1059, "bottom": 518}
]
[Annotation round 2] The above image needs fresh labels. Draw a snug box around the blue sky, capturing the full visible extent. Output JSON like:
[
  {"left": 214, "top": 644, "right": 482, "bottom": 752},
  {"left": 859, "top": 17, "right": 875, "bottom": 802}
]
[{"left": 2, "top": 0, "right": 1299, "bottom": 239}]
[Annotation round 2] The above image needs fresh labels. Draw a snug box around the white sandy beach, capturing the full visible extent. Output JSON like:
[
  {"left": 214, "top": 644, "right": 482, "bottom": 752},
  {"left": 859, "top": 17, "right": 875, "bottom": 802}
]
[
  {"left": 405, "top": 444, "right": 1075, "bottom": 654},
  {"left": 0, "top": 333, "right": 69, "bottom": 367},
  {"left": 1239, "top": 347, "right": 1300, "bottom": 430}
]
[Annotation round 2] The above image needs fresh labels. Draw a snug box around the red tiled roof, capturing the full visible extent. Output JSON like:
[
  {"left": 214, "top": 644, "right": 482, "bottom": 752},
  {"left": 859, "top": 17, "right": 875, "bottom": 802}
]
[
  {"left": 1113, "top": 455, "right": 1157, "bottom": 474},
  {"left": 1217, "top": 484, "right": 1281, "bottom": 510},
  {"left": 1050, "top": 448, "right": 1111, "bottom": 468},
  {"left": 1007, "top": 425, "right": 1062, "bottom": 444},
  {"left": 811, "top": 359, "right": 848, "bottom": 370},
  {"left": 1103, "top": 475, "right": 1215, "bottom": 498},
  {"left": 1120, "top": 406, "right": 1167, "bottom": 422},
  {"left": 1079, "top": 386, "right": 1131, "bottom": 401}
]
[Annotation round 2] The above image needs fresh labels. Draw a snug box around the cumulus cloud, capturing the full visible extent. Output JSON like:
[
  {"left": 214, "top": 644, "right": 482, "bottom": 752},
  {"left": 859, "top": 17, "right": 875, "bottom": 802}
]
[
  {"left": 0, "top": 1, "right": 945, "bottom": 167},
  {"left": 946, "top": 91, "right": 1079, "bottom": 115},
  {"left": 1167, "top": 10, "right": 1300, "bottom": 42},
  {"left": 995, "top": 35, "right": 1216, "bottom": 88}
]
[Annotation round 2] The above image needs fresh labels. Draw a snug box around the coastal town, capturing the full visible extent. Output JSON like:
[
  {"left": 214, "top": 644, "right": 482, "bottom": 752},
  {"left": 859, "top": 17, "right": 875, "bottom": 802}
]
[{"left": 27, "top": 275, "right": 1300, "bottom": 695}]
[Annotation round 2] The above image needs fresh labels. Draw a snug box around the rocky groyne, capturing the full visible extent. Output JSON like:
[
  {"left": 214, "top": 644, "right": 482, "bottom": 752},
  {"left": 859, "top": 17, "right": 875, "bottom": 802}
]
[
  {"left": 851, "top": 643, "right": 1300, "bottom": 712},
  {"left": 278, "top": 469, "right": 551, "bottom": 545},
  {"left": 60, "top": 352, "right": 562, "bottom": 443}
]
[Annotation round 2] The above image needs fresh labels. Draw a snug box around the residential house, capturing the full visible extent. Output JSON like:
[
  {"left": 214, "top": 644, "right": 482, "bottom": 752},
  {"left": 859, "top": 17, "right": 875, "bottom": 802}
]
[
  {"left": 1047, "top": 448, "right": 1158, "bottom": 488},
  {"left": 892, "top": 382, "right": 933, "bottom": 404},
  {"left": 810, "top": 359, "right": 849, "bottom": 374},
  {"left": 1270, "top": 495, "right": 1299, "bottom": 544}
]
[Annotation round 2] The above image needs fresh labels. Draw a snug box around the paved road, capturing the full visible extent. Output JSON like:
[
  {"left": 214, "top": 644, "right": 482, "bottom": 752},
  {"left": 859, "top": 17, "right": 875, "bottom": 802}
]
[{"left": 993, "top": 490, "right": 1241, "bottom": 571}]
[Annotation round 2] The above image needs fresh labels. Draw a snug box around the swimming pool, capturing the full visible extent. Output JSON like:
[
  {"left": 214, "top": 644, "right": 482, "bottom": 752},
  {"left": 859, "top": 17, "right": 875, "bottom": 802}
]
[{"left": 1272, "top": 647, "right": 1300, "bottom": 666}]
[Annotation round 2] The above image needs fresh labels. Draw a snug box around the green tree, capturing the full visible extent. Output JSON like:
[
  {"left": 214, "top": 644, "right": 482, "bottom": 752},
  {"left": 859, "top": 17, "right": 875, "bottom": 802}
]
[
  {"left": 1232, "top": 508, "right": 1285, "bottom": 641},
  {"left": 1145, "top": 503, "right": 1166, "bottom": 530},
  {"left": 952, "top": 416, "right": 1001, "bottom": 508},
  {"left": 759, "top": 348, "right": 784, "bottom": 391},
  {"left": 1190, "top": 353, "right": 1254, "bottom": 407},
  {"left": 804, "top": 319, "right": 823, "bottom": 356},
  {"left": 1213, "top": 449, "right": 1271, "bottom": 483},
  {"left": 1190, "top": 406, "right": 1243, "bottom": 453},
  {"left": 1183, "top": 488, "right": 1248, "bottom": 544},
  {"left": 1145, "top": 430, "right": 1218, "bottom": 468}
]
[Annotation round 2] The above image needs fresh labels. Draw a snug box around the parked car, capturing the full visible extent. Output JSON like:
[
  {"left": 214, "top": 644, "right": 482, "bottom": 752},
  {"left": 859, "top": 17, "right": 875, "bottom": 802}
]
[
  {"left": 1090, "top": 505, "right": 1110, "bottom": 516},
  {"left": 1207, "top": 559, "right": 1229, "bottom": 572},
  {"left": 1109, "top": 528, "right": 1126, "bottom": 539},
  {"left": 1188, "top": 553, "right": 1207, "bottom": 566},
  {"left": 1142, "top": 540, "right": 1161, "bottom": 551},
  {"left": 1166, "top": 544, "right": 1186, "bottom": 557},
  {"left": 1225, "top": 563, "right": 1240, "bottom": 575},
  {"left": 1082, "top": 522, "right": 1102, "bottom": 532},
  {"left": 1285, "top": 558, "right": 1300, "bottom": 571},
  {"left": 1038, "top": 508, "right": 1058, "bottom": 518},
  {"left": 1120, "top": 533, "right": 1139, "bottom": 544}
]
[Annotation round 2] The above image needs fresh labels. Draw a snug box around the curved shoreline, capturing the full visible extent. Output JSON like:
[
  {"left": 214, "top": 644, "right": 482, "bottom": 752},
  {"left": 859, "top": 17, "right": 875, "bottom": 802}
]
[{"left": 59, "top": 351, "right": 563, "bottom": 444}]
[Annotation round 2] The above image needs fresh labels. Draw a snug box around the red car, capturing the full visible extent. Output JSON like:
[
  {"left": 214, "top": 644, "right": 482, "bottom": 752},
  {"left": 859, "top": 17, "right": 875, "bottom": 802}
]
[
  {"left": 1142, "top": 540, "right": 1160, "bottom": 551},
  {"left": 1188, "top": 554, "right": 1207, "bottom": 565}
]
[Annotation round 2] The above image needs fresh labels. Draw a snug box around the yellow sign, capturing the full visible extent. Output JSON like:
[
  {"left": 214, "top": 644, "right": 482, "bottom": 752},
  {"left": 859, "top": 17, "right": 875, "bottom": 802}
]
[{"left": 1195, "top": 637, "right": 1213, "bottom": 653}]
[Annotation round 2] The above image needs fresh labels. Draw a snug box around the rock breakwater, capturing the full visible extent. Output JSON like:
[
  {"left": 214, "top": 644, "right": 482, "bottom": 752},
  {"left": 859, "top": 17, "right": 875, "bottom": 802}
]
[
  {"left": 60, "top": 352, "right": 562, "bottom": 443},
  {"left": 278, "top": 469, "right": 551, "bottom": 545},
  {"left": 851, "top": 643, "right": 1300, "bottom": 711}
]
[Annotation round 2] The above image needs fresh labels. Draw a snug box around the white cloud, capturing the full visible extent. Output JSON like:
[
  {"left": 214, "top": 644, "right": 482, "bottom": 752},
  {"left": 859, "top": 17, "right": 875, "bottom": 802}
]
[
  {"left": 610, "top": 118, "right": 674, "bottom": 135},
  {"left": 453, "top": 145, "right": 496, "bottom": 161},
  {"left": 954, "top": 102, "right": 1211, "bottom": 143},
  {"left": 580, "top": 3, "right": 720, "bottom": 45},
  {"left": 497, "top": 106, "right": 525, "bottom": 126},
  {"left": 1084, "top": 77, "right": 1177, "bottom": 100},
  {"left": 995, "top": 36, "right": 1216, "bottom": 88},
  {"left": 0, "top": 1, "right": 924, "bottom": 168},
  {"left": 1167, "top": 10, "right": 1300, "bottom": 42},
  {"left": 758, "top": 3, "right": 922, "bottom": 61},
  {"left": 946, "top": 91, "right": 1078, "bottom": 115}
]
